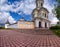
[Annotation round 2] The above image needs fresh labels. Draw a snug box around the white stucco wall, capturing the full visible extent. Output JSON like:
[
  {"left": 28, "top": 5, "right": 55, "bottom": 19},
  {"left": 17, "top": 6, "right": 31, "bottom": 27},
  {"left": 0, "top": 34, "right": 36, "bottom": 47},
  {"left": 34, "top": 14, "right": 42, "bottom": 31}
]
[
  {"left": 5, "top": 24, "right": 18, "bottom": 29},
  {"left": 5, "top": 24, "right": 9, "bottom": 28},
  {"left": 35, "top": 19, "right": 39, "bottom": 28},
  {"left": 41, "top": 21, "right": 45, "bottom": 28}
]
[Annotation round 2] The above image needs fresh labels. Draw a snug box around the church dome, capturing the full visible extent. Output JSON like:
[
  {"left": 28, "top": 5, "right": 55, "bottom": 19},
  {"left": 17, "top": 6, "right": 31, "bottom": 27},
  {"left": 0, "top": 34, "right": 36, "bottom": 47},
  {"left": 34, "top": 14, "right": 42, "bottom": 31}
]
[
  {"left": 36, "top": 0, "right": 44, "bottom": 3},
  {"left": 39, "top": 7, "right": 49, "bottom": 13},
  {"left": 20, "top": 18, "right": 25, "bottom": 21}
]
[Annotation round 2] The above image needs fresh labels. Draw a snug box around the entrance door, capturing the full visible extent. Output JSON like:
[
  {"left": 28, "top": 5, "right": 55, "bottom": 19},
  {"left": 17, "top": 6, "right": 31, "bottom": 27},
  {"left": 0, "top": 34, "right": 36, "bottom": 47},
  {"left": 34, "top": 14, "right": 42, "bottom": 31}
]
[
  {"left": 39, "top": 22, "right": 41, "bottom": 28},
  {"left": 45, "top": 22, "right": 47, "bottom": 28}
]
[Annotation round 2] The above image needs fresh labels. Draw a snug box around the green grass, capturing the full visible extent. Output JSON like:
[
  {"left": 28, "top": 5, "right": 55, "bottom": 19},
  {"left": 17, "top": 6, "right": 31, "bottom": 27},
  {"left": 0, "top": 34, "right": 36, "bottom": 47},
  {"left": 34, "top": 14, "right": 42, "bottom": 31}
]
[
  {"left": 51, "top": 29, "right": 60, "bottom": 37},
  {"left": 50, "top": 25, "right": 60, "bottom": 37},
  {"left": 0, "top": 27, "right": 5, "bottom": 29},
  {"left": 0, "top": 27, "right": 16, "bottom": 30}
]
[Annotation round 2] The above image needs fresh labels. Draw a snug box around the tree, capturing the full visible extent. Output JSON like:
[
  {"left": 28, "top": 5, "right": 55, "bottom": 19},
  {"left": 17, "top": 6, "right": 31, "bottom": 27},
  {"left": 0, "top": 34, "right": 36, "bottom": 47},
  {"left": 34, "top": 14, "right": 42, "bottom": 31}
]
[{"left": 55, "top": 0, "right": 60, "bottom": 24}]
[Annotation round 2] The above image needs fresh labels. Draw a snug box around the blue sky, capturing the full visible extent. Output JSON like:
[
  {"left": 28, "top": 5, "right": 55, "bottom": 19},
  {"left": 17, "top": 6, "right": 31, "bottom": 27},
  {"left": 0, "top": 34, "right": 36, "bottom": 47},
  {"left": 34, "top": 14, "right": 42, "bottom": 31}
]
[{"left": 0, "top": 0, "right": 59, "bottom": 24}]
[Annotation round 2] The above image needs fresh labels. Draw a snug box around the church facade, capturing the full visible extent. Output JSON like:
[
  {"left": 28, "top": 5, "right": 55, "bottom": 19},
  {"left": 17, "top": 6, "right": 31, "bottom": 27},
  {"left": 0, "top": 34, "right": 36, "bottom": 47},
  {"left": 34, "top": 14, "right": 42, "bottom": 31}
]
[
  {"left": 32, "top": 0, "right": 50, "bottom": 28},
  {"left": 5, "top": 0, "right": 50, "bottom": 29},
  {"left": 18, "top": 0, "right": 50, "bottom": 29}
]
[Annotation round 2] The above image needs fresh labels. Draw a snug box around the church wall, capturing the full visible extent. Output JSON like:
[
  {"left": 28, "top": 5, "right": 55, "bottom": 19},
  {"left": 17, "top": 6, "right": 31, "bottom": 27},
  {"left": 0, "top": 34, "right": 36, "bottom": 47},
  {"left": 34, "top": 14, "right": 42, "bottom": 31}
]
[
  {"left": 47, "top": 22, "right": 50, "bottom": 29},
  {"left": 18, "top": 21, "right": 35, "bottom": 29},
  {"left": 41, "top": 21, "right": 45, "bottom": 28},
  {"left": 5, "top": 24, "right": 18, "bottom": 29},
  {"left": 35, "top": 20, "right": 39, "bottom": 28},
  {"left": 39, "top": 10, "right": 48, "bottom": 19},
  {"left": 48, "top": 22, "right": 51, "bottom": 28},
  {"left": 34, "top": 19, "right": 42, "bottom": 28},
  {"left": 45, "top": 21, "right": 51, "bottom": 29},
  {"left": 40, "top": 20, "right": 50, "bottom": 29}
]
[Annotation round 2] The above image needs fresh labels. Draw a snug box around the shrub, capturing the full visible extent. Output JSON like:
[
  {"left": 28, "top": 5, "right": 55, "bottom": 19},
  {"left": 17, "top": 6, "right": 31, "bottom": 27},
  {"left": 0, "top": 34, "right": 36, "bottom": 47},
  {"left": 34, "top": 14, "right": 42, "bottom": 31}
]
[
  {"left": 50, "top": 25, "right": 60, "bottom": 30},
  {"left": 0, "top": 27, "right": 5, "bottom": 29},
  {"left": 50, "top": 25, "right": 60, "bottom": 37}
]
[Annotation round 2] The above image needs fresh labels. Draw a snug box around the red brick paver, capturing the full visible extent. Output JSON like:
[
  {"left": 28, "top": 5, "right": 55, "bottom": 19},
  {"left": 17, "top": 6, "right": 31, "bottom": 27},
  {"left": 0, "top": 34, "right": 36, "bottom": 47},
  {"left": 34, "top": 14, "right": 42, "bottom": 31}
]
[{"left": 0, "top": 29, "right": 60, "bottom": 47}]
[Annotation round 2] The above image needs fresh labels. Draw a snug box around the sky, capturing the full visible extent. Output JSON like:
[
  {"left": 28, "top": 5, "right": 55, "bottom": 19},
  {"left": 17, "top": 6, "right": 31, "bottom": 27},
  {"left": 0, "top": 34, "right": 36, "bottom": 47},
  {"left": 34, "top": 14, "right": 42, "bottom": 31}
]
[{"left": 0, "top": 0, "right": 59, "bottom": 25}]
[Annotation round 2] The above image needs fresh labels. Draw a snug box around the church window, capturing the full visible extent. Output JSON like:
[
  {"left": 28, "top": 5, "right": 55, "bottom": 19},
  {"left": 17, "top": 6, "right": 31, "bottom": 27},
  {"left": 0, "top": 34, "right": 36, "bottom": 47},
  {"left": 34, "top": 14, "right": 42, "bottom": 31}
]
[
  {"left": 39, "top": 22, "right": 41, "bottom": 28},
  {"left": 41, "top": 3, "right": 43, "bottom": 6},
  {"left": 43, "top": 13, "right": 45, "bottom": 18},
  {"left": 45, "top": 13, "right": 46, "bottom": 18},
  {"left": 45, "top": 22, "right": 47, "bottom": 28}
]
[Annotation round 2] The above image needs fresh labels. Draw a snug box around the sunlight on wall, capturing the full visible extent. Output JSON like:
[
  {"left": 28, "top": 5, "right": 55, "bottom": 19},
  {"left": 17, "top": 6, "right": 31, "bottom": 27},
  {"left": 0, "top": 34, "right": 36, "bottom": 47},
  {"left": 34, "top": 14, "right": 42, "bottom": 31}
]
[{"left": 18, "top": 21, "right": 35, "bottom": 29}]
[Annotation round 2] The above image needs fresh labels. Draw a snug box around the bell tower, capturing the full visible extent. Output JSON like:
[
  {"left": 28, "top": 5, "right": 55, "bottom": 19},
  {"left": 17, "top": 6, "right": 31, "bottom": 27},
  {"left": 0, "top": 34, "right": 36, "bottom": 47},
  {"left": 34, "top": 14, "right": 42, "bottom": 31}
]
[
  {"left": 36, "top": 0, "right": 44, "bottom": 9},
  {"left": 32, "top": 0, "right": 44, "bottom": 19},
  {"left": 32, "top": 0, "right": 50, "bottom": 29}
]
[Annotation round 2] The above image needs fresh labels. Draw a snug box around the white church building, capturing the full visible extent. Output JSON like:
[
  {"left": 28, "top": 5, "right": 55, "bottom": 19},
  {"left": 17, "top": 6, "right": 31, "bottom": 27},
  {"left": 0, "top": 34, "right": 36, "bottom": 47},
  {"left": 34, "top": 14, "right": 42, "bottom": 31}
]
[{"left": 5, "top": 0, "right": 50, "bottom": 29}]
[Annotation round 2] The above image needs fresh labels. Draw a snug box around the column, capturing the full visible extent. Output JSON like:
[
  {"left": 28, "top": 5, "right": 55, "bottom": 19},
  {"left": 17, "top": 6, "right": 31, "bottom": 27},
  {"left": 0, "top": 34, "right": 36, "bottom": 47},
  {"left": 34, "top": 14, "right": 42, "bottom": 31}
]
[
  {"left": 35, "top": 20, "right": 39, "bottom": 28},
  {"left": 41, "top": 21, "right": 45, "bottom": 28}
]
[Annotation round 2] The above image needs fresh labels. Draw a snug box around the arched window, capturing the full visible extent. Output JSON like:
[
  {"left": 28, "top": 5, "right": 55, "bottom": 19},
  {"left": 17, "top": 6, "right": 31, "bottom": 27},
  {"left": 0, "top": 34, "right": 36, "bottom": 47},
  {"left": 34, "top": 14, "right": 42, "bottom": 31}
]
[
  {"left": 39, "top": 22, "right": 41, "bottom": 28},
  {"left": 41, "top": 3, "right": 43, "bottom": 6},
  {"left": 45, "top": 22, "right": 47, "bottom": 28},
  {"left": 45, "top": 13, "right": 46, "bottom": 18}
]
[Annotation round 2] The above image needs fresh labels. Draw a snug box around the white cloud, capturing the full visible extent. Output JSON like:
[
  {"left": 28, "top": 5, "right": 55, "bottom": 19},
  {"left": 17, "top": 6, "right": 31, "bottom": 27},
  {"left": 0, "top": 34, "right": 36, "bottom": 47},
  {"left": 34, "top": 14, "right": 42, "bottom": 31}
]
[
  {"left": 0, "top": 12, "right": 9, "bottom": 24},
  {"left": 8, "top": 16, "right": 16, "bottom": 24},
  {"left": 0, "top": 0, "right": 7, "bottom": 5},
  {"left": 51, "top": 17, "right": 59, "bottom": 24},
  {"left": 0, "top": 0, "right": 36, "bottom": 14},
  {"left": 44, "top": 0, "right": 59, "bottom": 25},
  {"left": 0, "top": 12, "right": 16, "bottom": 24},
  {"left": 0, "top": 0, "right": 59, "bottom": 25},
  {"left": 0, "top": 0, "right": 36, "bottom": 24},
  {"left": 0, "top": 4, "right": 11, "bottom": 12},
  {"left": 0, "top": 0, "right": 16, "bottom": 24},
  {"left": 10, "top": 0, "right": 36, "bottom": 14}
]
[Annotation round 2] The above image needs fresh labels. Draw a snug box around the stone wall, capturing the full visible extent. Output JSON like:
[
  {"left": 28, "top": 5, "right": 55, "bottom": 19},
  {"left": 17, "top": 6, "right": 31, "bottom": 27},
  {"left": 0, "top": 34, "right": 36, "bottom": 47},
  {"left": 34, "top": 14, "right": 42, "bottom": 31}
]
[{"left": 18, "top": 21, "right": 35, "bottom": 29}]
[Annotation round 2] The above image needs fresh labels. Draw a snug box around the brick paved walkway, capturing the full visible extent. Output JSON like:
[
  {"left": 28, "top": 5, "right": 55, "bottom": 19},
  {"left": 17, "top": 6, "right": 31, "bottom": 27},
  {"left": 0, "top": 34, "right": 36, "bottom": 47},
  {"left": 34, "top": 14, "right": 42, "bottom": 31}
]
[{"left": 0, "top": 29, "right": 60, "bottom": 47}]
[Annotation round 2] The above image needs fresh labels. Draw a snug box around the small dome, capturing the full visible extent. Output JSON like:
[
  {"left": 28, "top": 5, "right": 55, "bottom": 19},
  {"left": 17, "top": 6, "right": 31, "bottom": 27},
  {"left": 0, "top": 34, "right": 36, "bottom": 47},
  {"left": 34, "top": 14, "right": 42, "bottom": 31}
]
[
  {"left": 36, "top": 0, "right": 44, "bottom": 2},
  {"left": 39, "top": 7, "right": 49, "bottom": 13},
  {"left": 20, "top": 18, "right": 24, "bottom": 21}
]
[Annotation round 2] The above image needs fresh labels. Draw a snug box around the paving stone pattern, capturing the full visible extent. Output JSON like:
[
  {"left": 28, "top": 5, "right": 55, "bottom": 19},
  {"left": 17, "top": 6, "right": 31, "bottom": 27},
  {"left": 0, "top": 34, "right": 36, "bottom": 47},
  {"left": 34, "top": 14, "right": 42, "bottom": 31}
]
[{"left": 0, "top": 29, "right": 60, "bottom": 47}]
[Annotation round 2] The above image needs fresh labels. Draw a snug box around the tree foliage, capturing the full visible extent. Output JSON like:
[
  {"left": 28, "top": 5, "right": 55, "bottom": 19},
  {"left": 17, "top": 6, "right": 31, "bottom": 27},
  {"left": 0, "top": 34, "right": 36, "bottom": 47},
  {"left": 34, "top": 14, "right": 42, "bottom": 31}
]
[
  {"left": 56, "top": 0, "right": 60, "bottom": 3},
  {"left": 55, "top": 0, "right": 60, "bottom": 20}
]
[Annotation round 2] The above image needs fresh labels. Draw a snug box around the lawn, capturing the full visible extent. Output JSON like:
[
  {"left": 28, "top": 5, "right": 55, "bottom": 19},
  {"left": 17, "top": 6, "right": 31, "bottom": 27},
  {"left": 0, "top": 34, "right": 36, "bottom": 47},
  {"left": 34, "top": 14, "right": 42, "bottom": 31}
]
[
  {"left": 51, "top": 29, "right": 60, "bottom": 37},
  {"left": 50, "top": 25, "right": 60, "bottom": 37}
]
